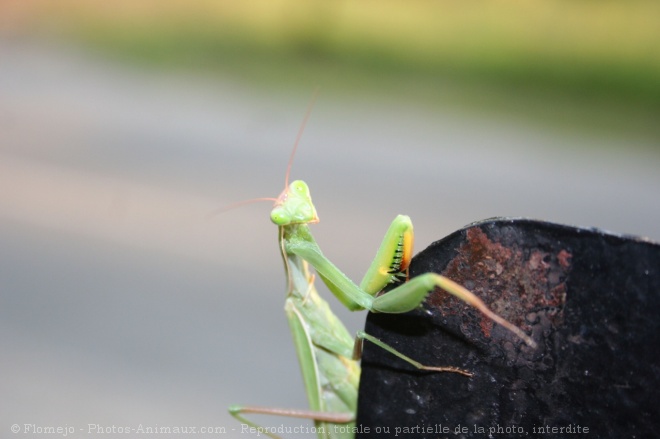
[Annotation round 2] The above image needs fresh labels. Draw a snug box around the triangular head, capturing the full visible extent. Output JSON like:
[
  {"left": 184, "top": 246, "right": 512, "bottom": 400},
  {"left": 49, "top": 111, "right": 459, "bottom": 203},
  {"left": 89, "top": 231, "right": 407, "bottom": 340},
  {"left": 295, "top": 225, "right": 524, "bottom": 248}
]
[{"left": 270, "top": 180, "right": 319, "bottom": 226}]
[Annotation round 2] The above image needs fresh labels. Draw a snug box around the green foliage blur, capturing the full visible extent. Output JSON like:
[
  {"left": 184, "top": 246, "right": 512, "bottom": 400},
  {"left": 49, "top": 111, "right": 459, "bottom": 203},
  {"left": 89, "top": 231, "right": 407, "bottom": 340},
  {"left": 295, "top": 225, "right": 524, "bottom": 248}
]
[{"left": 3, "top": 0, "right": 660, "bottom": 141}]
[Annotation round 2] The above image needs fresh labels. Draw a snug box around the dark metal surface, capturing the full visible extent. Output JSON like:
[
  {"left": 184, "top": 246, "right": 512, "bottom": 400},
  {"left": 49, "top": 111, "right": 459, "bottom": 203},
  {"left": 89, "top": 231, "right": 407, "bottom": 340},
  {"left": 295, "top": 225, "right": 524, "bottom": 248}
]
[{"left": 357, "top": 218, "right": 660, "bottom": 438}]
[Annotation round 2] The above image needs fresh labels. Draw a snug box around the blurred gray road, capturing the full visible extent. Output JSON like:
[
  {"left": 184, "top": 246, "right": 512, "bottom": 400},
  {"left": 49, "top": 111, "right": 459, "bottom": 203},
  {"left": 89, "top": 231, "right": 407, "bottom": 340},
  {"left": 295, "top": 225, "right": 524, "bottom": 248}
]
[{"left": 1, "top": 40, "right": 659, "bottom": 438}]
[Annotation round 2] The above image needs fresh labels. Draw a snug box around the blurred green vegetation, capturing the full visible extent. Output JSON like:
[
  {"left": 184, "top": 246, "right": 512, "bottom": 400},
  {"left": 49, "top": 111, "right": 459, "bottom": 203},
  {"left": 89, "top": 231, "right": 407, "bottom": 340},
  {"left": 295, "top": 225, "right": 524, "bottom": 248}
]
[{"left": 4, "top": 0, "right": 660, "bottom": 141}]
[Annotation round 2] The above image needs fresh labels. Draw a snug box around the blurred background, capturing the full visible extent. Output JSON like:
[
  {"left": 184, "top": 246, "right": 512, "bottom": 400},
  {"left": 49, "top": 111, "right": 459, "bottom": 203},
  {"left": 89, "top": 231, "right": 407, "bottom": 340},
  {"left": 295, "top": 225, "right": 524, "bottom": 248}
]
[{"left": 1, "top": 1, "right": 659, "bottom": 437}]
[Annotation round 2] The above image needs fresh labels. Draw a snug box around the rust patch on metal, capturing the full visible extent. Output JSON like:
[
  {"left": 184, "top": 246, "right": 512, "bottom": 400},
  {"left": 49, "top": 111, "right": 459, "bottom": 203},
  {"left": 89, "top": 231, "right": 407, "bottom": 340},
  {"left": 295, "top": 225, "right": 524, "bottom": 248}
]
[
  {"left": 558, "top": 249, "right": 572, "bottom": 268},
  {"left": 427, "top": 227, "right": 572, "bottom": 342}
]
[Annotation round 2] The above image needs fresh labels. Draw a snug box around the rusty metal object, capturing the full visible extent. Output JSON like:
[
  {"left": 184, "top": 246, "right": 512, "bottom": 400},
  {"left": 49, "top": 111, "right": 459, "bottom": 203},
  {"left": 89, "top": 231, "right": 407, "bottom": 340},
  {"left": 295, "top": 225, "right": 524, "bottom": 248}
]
[{"left": 357, "top": 218, "right": 659, "bottom": 438}]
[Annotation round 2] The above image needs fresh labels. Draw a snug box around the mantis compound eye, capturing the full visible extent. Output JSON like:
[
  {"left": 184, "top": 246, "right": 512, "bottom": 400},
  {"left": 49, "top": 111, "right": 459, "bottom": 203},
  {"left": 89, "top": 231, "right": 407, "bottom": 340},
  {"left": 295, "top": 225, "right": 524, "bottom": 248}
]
[
  {"left": 270, "top": 207, "right": 291, "bottom": 225},
  {"left": 291, "top": 180, "right": 310, "bottom": 195}
]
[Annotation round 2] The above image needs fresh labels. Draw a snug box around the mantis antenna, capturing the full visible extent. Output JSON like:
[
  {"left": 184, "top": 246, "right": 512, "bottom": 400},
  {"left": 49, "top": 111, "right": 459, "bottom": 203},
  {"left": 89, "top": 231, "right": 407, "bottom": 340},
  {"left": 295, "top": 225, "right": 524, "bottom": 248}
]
[
  {"left": 211, "top": 89, "right": 320, "bottom": 218},
  {"left": 283, "top": 88, "right": 319, "bottom": 190}
]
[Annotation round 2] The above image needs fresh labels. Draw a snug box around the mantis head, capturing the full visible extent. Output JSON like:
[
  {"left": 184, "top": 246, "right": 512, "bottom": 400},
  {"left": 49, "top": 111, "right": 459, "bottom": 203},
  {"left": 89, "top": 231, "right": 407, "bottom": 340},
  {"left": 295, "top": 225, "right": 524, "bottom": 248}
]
[{"left": 271, "top": 180, "right": 319, "bottom": 226}]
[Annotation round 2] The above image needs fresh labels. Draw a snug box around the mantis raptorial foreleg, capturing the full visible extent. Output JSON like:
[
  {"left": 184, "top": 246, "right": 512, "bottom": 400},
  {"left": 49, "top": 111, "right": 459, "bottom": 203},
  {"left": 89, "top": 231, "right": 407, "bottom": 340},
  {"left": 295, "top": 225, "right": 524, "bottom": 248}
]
[
  {"left": 287, "top": 213, "right": 536, "bottom": 347},
  {"left": 230, "top": 182, "right": 536, "bottom": 439}
]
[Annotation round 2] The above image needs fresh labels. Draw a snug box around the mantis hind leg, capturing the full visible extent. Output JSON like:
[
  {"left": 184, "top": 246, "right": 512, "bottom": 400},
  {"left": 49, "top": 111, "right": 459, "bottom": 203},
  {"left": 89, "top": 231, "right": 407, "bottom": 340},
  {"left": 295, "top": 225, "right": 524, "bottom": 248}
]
[
  {"left": 352, "top": 331, "right": 473, "bottom": 377},
  {"left": 228, "top": 405, "right": 354, "bottom": 439}
]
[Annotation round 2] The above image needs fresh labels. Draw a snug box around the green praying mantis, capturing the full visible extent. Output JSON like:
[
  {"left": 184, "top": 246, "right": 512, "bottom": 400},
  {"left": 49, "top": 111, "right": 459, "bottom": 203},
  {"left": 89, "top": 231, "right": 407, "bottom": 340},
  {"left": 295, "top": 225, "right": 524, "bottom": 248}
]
[{"left": 228, "top": 103, "right": 536, "bottom": 439}]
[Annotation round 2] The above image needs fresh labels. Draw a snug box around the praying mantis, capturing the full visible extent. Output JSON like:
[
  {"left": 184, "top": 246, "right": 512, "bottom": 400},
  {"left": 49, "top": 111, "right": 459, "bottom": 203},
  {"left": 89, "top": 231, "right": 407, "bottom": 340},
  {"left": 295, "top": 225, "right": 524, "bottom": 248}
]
[{"left": 228, "top": 103, "right": 536, "bottom": 439}]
